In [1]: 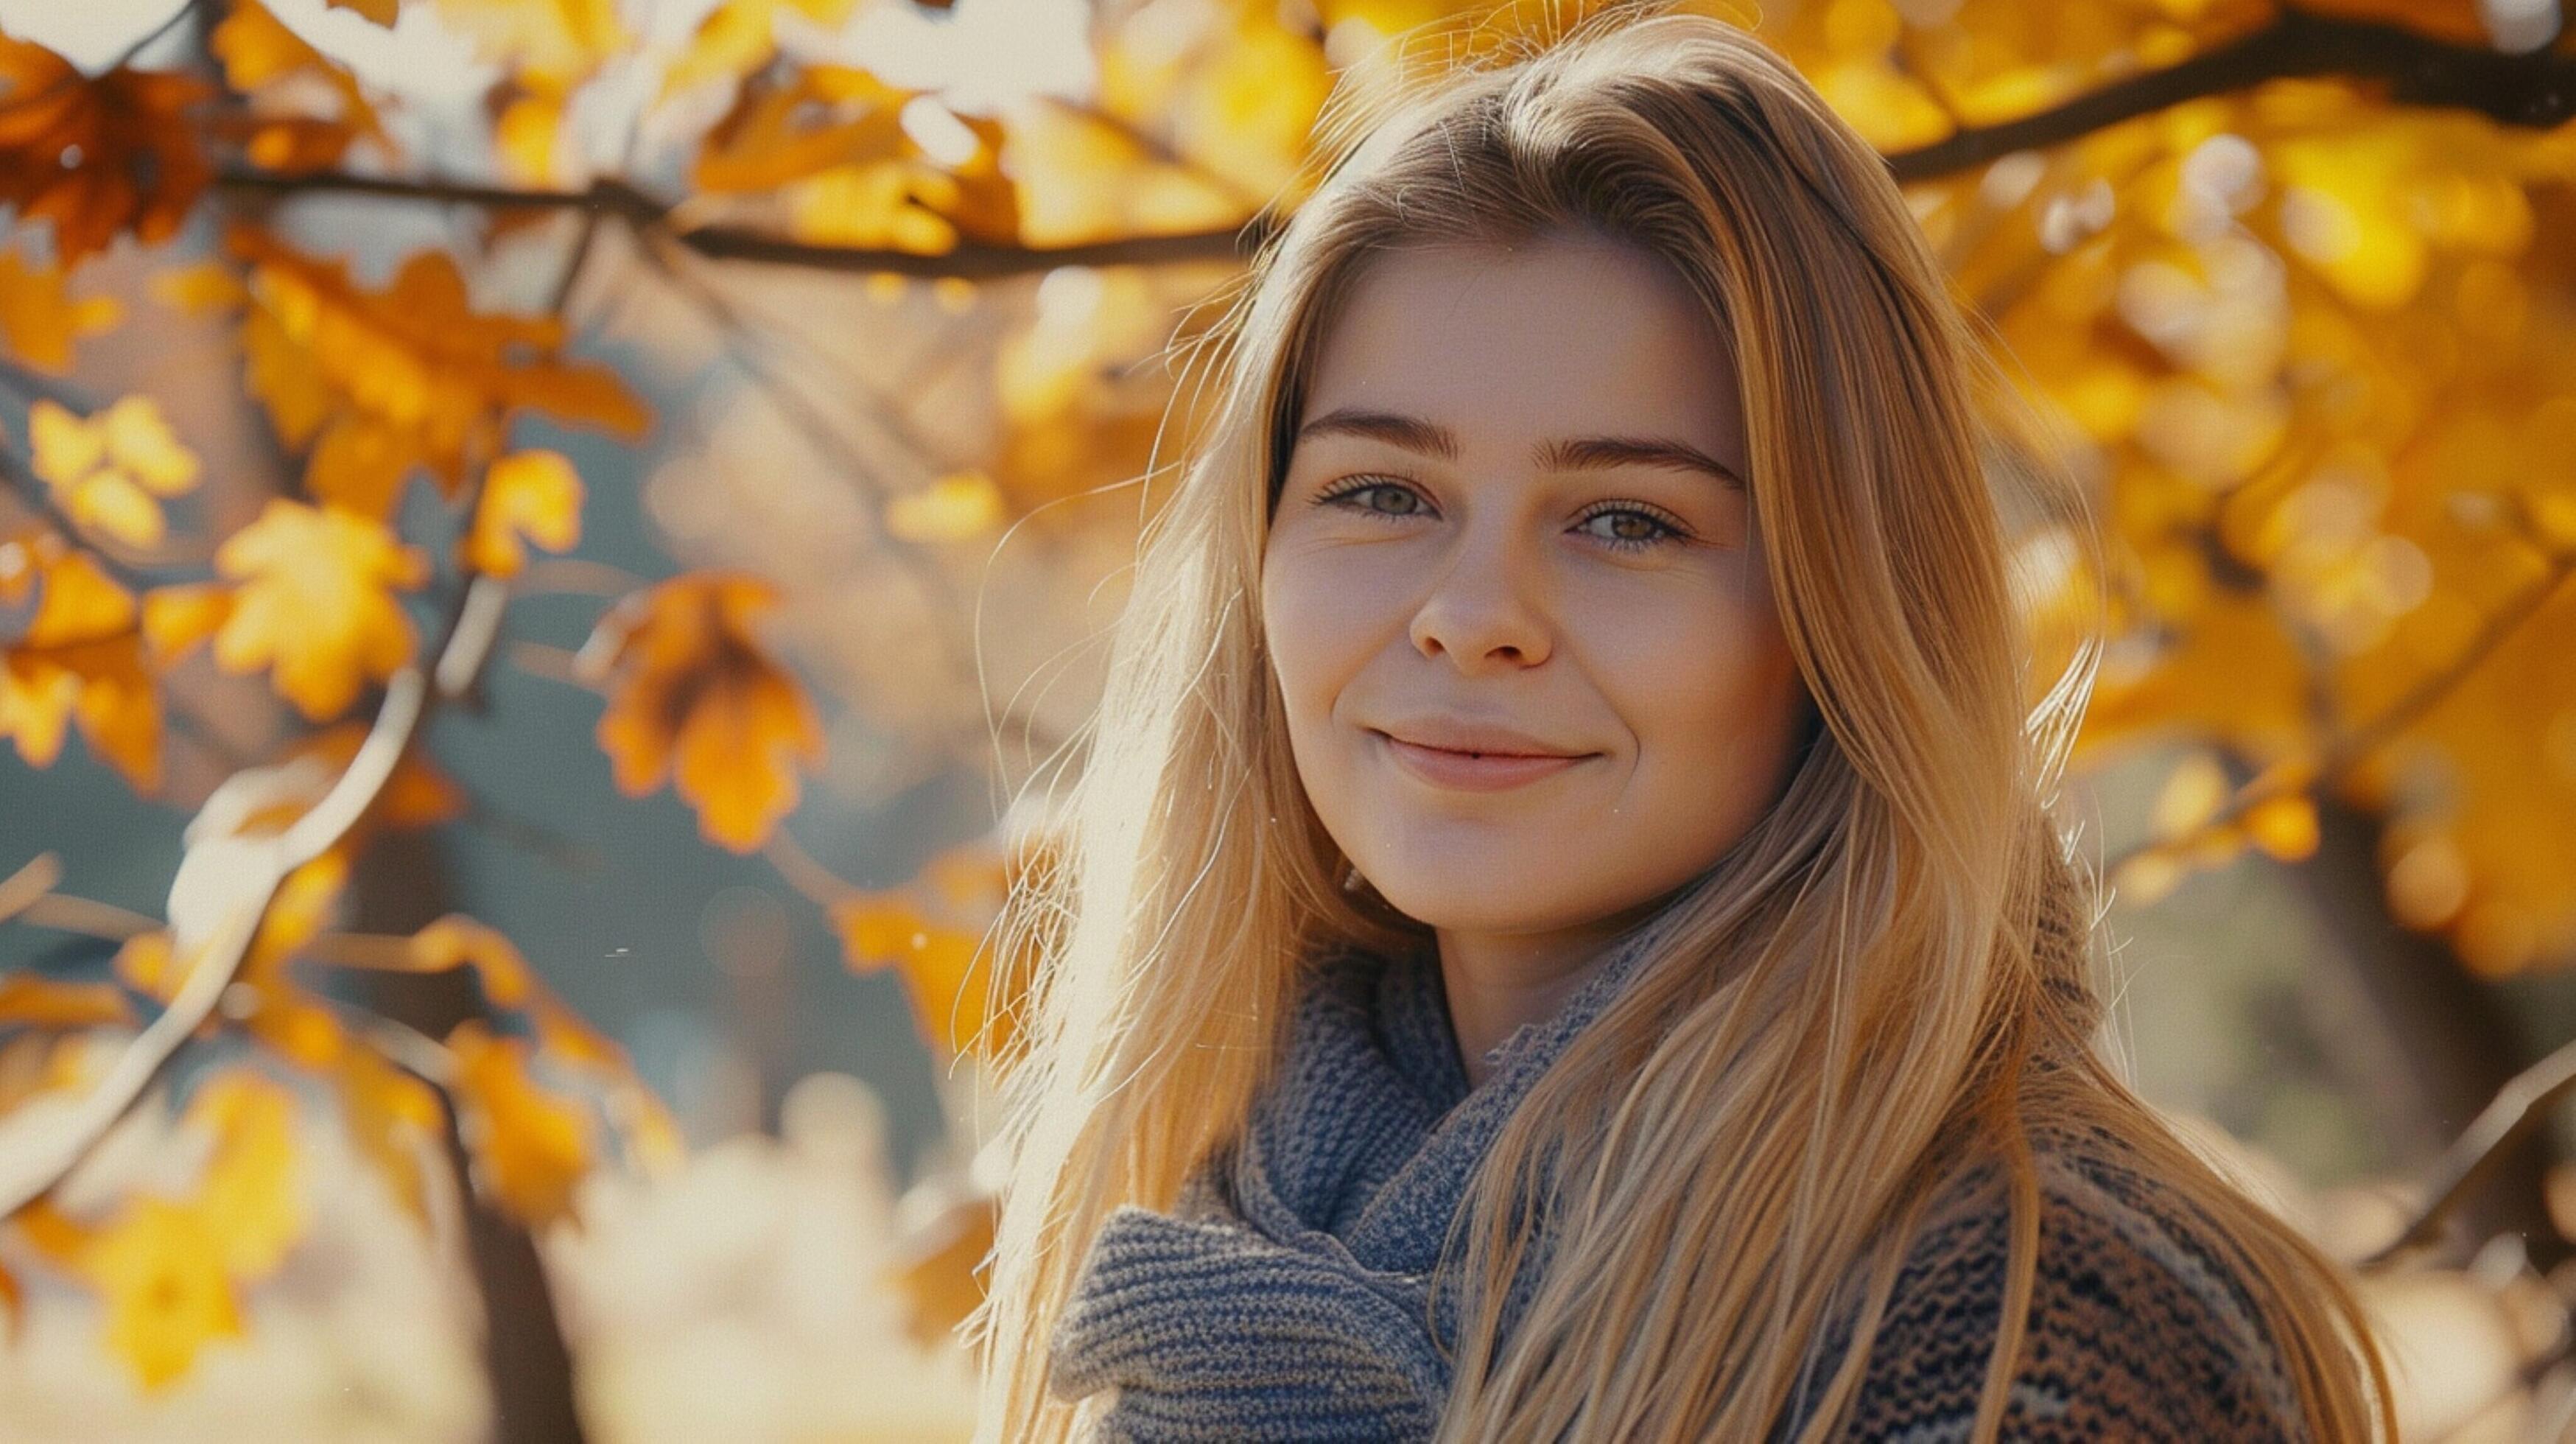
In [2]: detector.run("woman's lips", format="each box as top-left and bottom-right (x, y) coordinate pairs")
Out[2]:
(1375, 731), (1595, 791)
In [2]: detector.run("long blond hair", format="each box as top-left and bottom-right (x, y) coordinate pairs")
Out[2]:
(966, 7), (2396, 1439)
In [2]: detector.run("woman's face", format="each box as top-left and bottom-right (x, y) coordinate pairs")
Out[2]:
(1262, 227), (1811, 973)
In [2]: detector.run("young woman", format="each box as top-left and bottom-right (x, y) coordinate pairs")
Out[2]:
(965, 7), (2397, 1440)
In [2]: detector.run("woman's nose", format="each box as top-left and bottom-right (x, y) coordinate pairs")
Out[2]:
(1405, 520), (1555, 669)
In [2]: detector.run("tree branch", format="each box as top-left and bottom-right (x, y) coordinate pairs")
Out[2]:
(214, 166), (1263, 278)
(0, 572), (499, 1217)
(207, 7), (2576, 279)
(1882, 7), (2575, 180)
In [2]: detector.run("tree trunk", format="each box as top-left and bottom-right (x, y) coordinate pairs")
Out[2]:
(2299, 794), (2563, 1268)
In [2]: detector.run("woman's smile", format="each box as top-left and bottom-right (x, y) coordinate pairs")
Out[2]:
(1372, 728), (1600, 791)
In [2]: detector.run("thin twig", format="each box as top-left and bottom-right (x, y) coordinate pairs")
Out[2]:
(455, 802), (606, 874)
(2363, 1030), (2576, 1268)
(764, 828), (860, 912)
(516, 557), (645, 597)
(0, 854), (63, 928)
(505, 639), (587, 687)
(12, 892), (158, 942)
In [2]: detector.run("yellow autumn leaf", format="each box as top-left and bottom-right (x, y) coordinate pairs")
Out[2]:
(189, 1073), (306, 1281)
(0, 536), (159, 787)
(493, 85), (568, 186)
(85, 1199), (245, 1391)
(661, 0), (863, 98)
(210, 0), (392, 173)
(209, 500), (429, 720)
(150, 260), (249, 316)
(888, 1190), (994, 1350)
(218, 226), (648, 514)
(2150, 751), (2230, 841)
(429, 0), (628, 79)
(2245, 793), (2321, 862)
(402, 917), (639, 1083)
(28, 397), (200, 549)
(140, 583), (234, 662)
(465, 449), (583, 578)
(0, 251), (120, 371)
(18, 1071), (308, 1392)
(835, 897), (994, 1062)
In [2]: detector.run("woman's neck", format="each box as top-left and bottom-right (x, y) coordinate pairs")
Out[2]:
(1432, 929), (1622, 1090)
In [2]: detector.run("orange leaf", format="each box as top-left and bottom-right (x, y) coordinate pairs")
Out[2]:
(305, 414), (419, 519)
(0, 536), (159, 788)
(209, 500), (428, 720)
(662, 0), (860, 98)
(578, 574), (824, 852)
(692, 66), (1019, 253)
(446, 1020), (594, 1228)
(222, 226), (647, 507)
(465, 449), (583, 578)
(889, 1190), (994, 1350)
(111, 930), (183, 1006)
(0, 38), (215, 266)
(407, 914), (536, 1007)
(832, 895), (1000, 1061)
(0, 250), (119, 371)
(15, 535), (136, 644)
(150, 260), (248, 316)
(405, 916), (625, 1069)
(492, 85), (566, 185)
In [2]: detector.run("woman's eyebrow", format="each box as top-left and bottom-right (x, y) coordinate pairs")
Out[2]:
(1295, 406), (1744, 488)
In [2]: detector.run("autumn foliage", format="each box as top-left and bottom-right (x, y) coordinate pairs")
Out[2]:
(0, 0), (2573, 1427)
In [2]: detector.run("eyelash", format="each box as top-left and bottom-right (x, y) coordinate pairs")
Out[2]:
(1310, 476), (1695, 553)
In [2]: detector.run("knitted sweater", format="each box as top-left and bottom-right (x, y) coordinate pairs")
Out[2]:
(1046, 929), (2310, 1441)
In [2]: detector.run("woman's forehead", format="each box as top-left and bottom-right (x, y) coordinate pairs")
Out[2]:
(1297, 235), (1747, 472)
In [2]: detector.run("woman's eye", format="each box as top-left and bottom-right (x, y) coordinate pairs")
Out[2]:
(1574, 505), (1688, 552)
(1313, 479), (1691, 553)
(1316, 478), (1425, 517)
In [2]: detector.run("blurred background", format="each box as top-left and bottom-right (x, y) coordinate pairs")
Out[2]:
(0, 0), (2573, 1437)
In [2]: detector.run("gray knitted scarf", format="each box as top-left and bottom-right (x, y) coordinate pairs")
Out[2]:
(1046, 928), (1659, 1441)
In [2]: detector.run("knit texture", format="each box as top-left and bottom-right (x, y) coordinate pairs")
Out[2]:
(1779, 1129), (2310, 1443)
(1045, 929), (2311, 1442)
